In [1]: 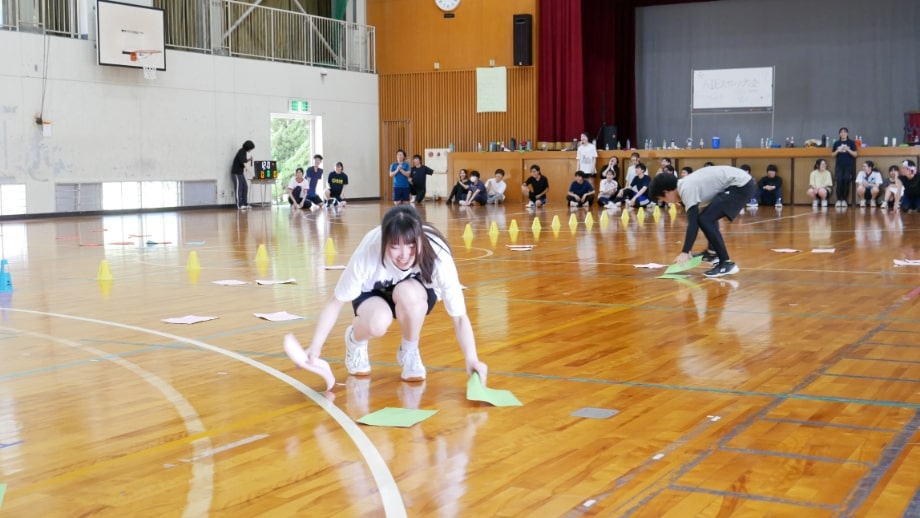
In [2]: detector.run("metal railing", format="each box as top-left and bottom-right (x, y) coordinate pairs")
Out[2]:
(0, 0), (376, 73)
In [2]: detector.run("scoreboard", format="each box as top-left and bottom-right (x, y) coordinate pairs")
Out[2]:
(255, 160), (278, 180)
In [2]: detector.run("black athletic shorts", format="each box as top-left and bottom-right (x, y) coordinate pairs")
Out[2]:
(352, 276), (437, 318)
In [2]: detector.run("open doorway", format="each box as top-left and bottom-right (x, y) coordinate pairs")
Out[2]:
(270, 114), (323, 203)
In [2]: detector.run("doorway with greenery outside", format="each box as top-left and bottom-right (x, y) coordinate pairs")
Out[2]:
(270, 114), (322, 204)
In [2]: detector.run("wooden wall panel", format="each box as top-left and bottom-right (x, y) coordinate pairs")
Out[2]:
(367, 0), (537, 74)
(378, 68), (538, 198)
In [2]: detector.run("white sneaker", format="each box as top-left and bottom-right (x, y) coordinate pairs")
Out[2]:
(526, 201), (534, 208)
(841, 200), (848, 208)
(775, 201), (783, 208)
(309, 203), (319, 212)
(821, 200), (828, 208)
(859, 200), (866, 207)
(570, 201), (578, 207)
(397, 346), (426, 382)
(812, 200), (819, 209)
(344, 326), (370, 376)
(605, 201), (615, 209)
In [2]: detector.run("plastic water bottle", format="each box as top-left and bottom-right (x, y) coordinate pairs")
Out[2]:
(626, 139), (630, 149)
(699, 138), (704, 149)
(735, 134), (742, 149)
(760, 137), (765, 148)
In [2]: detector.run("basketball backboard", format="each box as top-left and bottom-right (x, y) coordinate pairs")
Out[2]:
(97, 0), (166, 71)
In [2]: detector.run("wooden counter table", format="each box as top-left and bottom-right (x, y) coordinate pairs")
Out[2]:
(447, 147), (920, 206)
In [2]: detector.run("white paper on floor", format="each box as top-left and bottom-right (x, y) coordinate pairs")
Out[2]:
(254, 311), (304, 321)
(162, 315), (218, 324)
(634, 263), (666, 269)
(213, 279), (249, 286)
(255, 278), (297, 285)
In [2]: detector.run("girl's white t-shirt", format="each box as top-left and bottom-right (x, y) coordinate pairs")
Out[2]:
(334, 226), (467, 317)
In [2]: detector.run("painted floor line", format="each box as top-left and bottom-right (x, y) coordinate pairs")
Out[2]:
(667, 484), (838, 511)
(759, 417), (900, 434)
(180, 434), (270, 463)
(0, 345), (164, 382)
(719, 446), (873, 467)
(4, 307), (406, 518)
(839, 410), (920, 516)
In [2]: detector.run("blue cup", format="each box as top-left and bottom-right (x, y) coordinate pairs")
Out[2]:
(712, 136), (721, 149)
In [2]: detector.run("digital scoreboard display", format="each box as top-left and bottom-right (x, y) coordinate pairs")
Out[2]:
(255, 160), (278, 180)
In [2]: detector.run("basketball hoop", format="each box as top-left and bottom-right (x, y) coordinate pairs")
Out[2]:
(128, 50), (161, 80)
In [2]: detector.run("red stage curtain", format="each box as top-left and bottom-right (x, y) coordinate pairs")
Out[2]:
(581, 0), (636, 148)
(537, 0), (585, 143)
(538, 0), (714, 147)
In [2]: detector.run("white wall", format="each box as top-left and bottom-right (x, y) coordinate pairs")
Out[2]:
(0, 30), (380, 214)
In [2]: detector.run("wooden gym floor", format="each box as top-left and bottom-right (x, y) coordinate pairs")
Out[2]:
(0, 201), (918, 517)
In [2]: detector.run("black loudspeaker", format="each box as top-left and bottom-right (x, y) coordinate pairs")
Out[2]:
(602, 125), (618, 150)
(513, 14), (533, 66)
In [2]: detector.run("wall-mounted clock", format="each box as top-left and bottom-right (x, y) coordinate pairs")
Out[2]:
(435, 0), (461, 12)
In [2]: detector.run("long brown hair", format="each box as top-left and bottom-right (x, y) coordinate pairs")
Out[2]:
(379, 206), (450, 284)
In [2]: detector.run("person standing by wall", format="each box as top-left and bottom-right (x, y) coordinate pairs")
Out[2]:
(390, 149), (412, 205)
(231, 140), (255, 210)
(831, 127), (858, 207)
(410, 154), (434, 203)
(576, 132), (598, 177)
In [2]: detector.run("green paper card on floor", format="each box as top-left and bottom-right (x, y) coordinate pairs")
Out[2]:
(467, 372), (523, 406)
(357, 407), (437, 427)
(664, 254), (703, 275)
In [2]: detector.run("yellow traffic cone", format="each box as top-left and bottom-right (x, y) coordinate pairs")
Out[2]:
(488, 221), (499, 236)
(551, 215), (561, 231)
(531, 217), (542, 231)
(186, 251), (201, 271)
(96, 260), (113, 281)
(462, 224), (474, 239)
(637, 207), (646, 224)
(585, 212), (595, 231)
(324, 237), (336, 255)
(256, 244), (269, 261)
(568, 213), (578, 227)
(621, 209), (630, 224)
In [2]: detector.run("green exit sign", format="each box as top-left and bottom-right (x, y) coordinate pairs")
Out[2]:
(289, 99), (311, 113)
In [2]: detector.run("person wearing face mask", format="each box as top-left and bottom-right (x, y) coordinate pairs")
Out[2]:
(231, 140), (255, 209)
(283, 206), (489, 386)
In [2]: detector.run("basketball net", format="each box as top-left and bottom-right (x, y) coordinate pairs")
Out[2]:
(130, 51), (159, 80)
